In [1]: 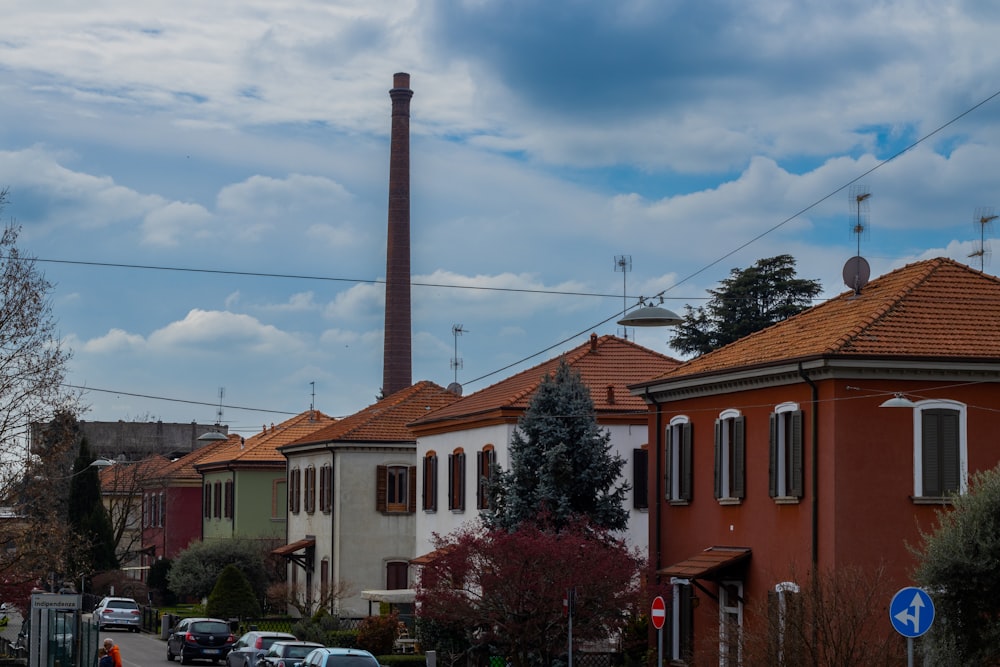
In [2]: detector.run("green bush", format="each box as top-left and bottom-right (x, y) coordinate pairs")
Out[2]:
(205, 564), (261, 620)
(291, 611), (358, 647)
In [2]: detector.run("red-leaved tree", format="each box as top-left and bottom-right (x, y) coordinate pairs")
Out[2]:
(415, 518), (644, 667)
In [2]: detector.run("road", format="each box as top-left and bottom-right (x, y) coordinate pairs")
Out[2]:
(101, 628), (170, 667)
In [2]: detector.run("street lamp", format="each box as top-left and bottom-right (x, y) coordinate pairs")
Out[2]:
(880, 393), (917, 408)
(617, 296), (683, 327)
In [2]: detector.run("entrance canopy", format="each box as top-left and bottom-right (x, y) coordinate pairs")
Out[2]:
(659, 546), (751, 581)
(361, 589), (416, 604)
(272, 537), (315, 572)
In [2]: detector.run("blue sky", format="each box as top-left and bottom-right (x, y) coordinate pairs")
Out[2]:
(2, 0), (1000, 435)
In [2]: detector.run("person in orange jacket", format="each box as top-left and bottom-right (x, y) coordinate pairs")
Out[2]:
(103, 638), (122, 667)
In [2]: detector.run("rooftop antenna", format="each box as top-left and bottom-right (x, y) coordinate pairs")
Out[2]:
(615, 255), (632, 339)
(215, 386), (225, 425)
(843, 186), (871, 294)
(309, 381), (315, 416)
(969, 207), (997, 271)
(448, 324), (466, 396)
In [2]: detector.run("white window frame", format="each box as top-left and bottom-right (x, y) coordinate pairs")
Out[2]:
(719, 580), (743, 667)
(667, 415), (691, 502)
(912, 399), (967, 498)
(670, 577), (691, 663)
(772, 402), (800, 499)
(716, 409), (744, 501)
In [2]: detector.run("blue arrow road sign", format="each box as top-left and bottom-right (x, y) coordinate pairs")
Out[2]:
(890, 587), (935, 638)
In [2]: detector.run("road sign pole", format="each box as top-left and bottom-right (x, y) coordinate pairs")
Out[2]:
(657, 627), (663, 667)
(907, 637), (913, 667)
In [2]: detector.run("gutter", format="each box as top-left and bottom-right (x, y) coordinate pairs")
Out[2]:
(645, 386), (663, 579)
(798, 363), (819, 567)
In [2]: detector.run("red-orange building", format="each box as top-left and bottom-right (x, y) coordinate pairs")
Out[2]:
(632, 258), (1000, 664)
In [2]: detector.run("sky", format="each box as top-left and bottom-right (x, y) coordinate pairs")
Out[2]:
(2, 0), (1000, 436)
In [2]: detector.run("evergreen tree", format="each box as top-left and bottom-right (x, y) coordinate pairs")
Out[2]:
(913, 464), (1000, 665)
(670, 254), (822, 356)
(206, 563), (261, 620)
(68, 437), (118, 575)
(485, 359), (629, 532)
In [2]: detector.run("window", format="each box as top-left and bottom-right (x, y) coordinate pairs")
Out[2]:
(448, 449), (466, 511)
(203, 485), (211, 519)
(224, 480), (233, 519)
(669, 579), (694, 663)
(213, 481), (222, 518)
(377, 465), (417, 513)
(159, 492), (166, 527)
(770, 581), (801, 665)
(719, 581), (744, 667)
(769, 404), (804, 500)
(476, 445), (496, 510)
(319, 464), (333, 513)
(289, 468), (301, 514)
(386, 561), (409, 589)
(423, 452), (438, 511)
(320, 559), (329, 610)
(914, 401), (967, 498)
(714, 410), (746, 501)
(305, 466), (316, 514)
(666, 417), (693, 503)
(633, 447), (648, 509)
(272, 478), (286, 519)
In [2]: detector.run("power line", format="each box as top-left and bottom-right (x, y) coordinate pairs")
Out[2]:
(466, 84), (1000, 386)
(62, 383), (298, 416)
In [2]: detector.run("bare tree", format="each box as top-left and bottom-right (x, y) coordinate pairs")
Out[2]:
(0, 189), (78, 599)
(100, 455), (171, 568)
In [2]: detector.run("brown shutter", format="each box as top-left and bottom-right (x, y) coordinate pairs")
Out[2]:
(733, 416), (746, 499)
(680, 422), (693, 501)
(408, 465), (417, 513)
(714, 420), (722, 499)
(768, 413), (778, 498)
(376, 465), (388, 512)
(633, 448), (648, 509)
(790, 410), (804, 498)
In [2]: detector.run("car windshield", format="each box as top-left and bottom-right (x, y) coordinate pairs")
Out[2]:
(286, 646), (314, 658)
(191, 621), (230, 634)
(108, 600), (137, 609)
(324, 656), (378, 667)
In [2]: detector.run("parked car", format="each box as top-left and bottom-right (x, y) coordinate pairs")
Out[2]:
(301, 648), (381, 667)
(257, 641), (324, 667)
(225, 631), (297, 667)
(166, 617), (237, 664)
(94, 596), (142, 632)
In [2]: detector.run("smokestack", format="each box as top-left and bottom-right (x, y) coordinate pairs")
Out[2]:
(383, 72), (413, 397)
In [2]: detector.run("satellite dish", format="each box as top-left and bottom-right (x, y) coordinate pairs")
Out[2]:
(843, 256), (870, 294)
(446, 382), (463, 396)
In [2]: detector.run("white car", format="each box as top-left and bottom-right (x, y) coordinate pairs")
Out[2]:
(94, 596), (141, 632)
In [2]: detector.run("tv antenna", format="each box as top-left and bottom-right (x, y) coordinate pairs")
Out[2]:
(215, 386), (225, 425)
(843, 186), (871, 294)
(969, 207), (997, 271)
(450, 324), (466, 386)
(615, 255), (632, 339)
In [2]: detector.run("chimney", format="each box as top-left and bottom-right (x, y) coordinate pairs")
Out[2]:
(383, 72), (414, 397)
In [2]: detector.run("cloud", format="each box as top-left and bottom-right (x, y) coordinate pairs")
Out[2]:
(147, 309), (305, 354)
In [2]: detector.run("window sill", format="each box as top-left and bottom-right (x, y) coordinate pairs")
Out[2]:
(911, 496), (955, 505)
(717, 497), (742, 506)
(668, 499), (690, 507)
(773, 496), (801, 505)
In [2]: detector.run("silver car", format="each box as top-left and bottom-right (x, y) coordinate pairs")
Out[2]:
(94, 596), (141, 632)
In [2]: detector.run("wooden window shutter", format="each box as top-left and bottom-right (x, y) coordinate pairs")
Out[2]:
(664, 426), (673, 501)
(457, 453), (466, 510)
(768, 413), (778, 497)
(633, 448), (648, 509)
(733, 416), (746, 499)
(789, 410), (804, 498)
(408, 465), (417, 512)
(922, 411), (941, 496)
(376, 465), (388, 512)
(680, 422), (693, 501)
(714, 420), (723, 499)
(476, 450), (485, 509)
(447, 454), (455, 510)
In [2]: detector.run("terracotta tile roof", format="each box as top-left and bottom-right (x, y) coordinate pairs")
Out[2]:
(152, 434), (243, 484)
(644, 258), (1000, 382)
(284, 381), (461, 447)
(195, 410), (335, 468)
(99, 454), (172, 493)
(411, 334), (680, 427)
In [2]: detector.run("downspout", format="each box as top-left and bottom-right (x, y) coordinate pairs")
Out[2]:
(645, 387), (663, 578)
(797, 363), (819, 567)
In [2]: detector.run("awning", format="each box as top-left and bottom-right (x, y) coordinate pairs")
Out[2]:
(410, 546), (454, 565)
(659, 546), (751, 580)
(272, 538), (315, 556)
(361, 589), (416, 604)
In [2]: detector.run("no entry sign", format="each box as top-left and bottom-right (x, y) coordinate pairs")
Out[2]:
(651, 595), (666, 630)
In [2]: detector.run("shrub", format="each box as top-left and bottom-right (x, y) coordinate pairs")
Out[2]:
(357, 613), (399, 656)
(205, 564), (261, 620)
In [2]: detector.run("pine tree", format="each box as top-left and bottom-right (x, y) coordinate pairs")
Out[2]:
(671, 254), (822, 356)
(68, 436), (119, 576)
(485, 359), (629, 532)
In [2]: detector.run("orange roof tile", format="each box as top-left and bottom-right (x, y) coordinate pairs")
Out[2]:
(284, 381), (461, 447)
(152, 434), (243, 484)
(195, 410), (335, 469)
(99, 454), (172, 493)
(643, 258), (1000, 383)
(411, 334), (680, 428)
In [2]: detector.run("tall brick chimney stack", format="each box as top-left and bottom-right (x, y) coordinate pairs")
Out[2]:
(382, 72), (413, 397)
